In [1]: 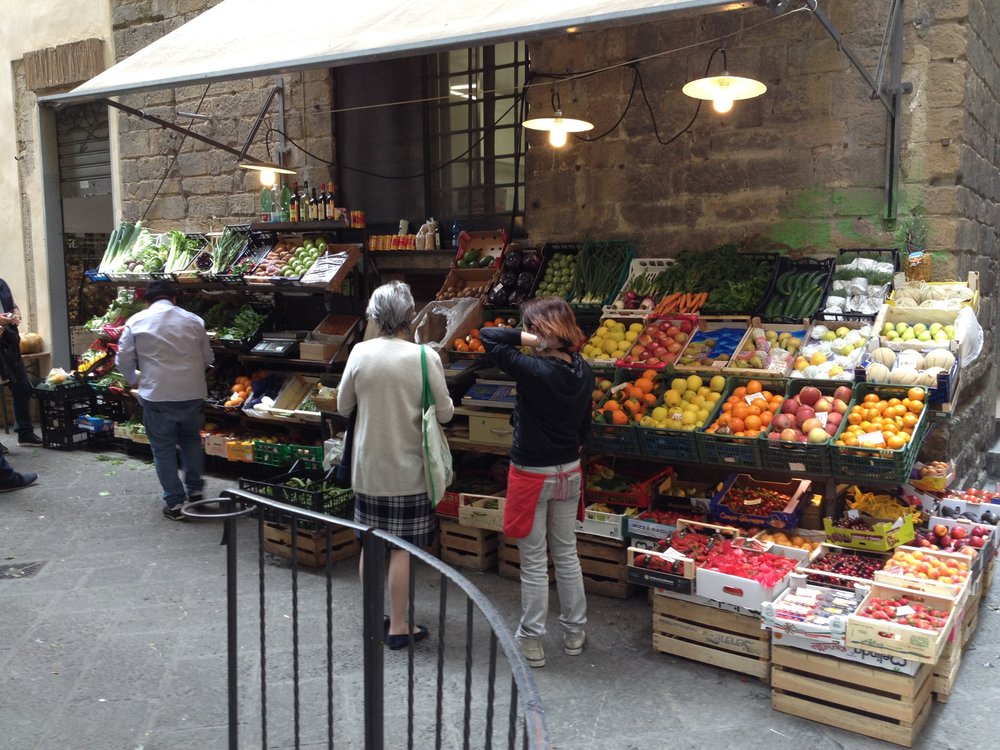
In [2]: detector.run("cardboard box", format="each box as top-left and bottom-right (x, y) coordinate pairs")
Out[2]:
(711, 474), (811, 529)
(823, 513), (916, 551)
(873, 546), (973, 598)
(457, 493), (505, 532)
(576, 506), (628, 541)
(298, 244), (362, 292)
(695, 541), (802, 613)
(770, 629), (922, 675)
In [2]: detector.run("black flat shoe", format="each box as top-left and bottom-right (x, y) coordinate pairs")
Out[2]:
(0, 443), (7, 454)
(386, 625), (429, 650)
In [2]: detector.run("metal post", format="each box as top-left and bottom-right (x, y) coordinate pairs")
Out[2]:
(226, 512), (239, 750)
(361, 533), (385, 750)
(883, 0), (906, 223)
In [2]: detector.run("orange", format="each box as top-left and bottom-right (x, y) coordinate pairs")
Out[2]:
(642, 369), (658, 381)
(625, 399), (642, 415)
(887, 434), (906, 449)
(722, 402), (733, 413)
(628, 386), (645, 400)
(733, 387), (748, 399)
(455, 341), (470, 352)
(643, 393), (657, 406)
(761, 390), (774, 400)
(908, 401), (924, 415)
(907, 387), (925, 402)
(634, 378), (655, 394)
(745, 429), (760, 438)
(902, 413), (918, 429)
(732, 403), (751, 421)
(746, 380), (763, 394)
(744, 414), (762, 431)
(603, 400), (621, 412)
(482, 321), (496, 328)
(729, 417), (746, 433)
(863, 393), (880, 404)
(848, 412), (863, 425)
(610, 410), (629, 425)
(469, 328), (480, 339)
(760, 411), (773, 427)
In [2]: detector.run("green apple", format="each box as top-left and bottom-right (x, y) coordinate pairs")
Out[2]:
(944, 325), (956, 338)
(839, 344), (855, 356)
(887, 330), (900, 340)
(901, 329), (916, 341)
(882, 323), (895, 336)
(929, 322), (943, 336)
(917, 331), (932, 341)
(895, 322), (909, 334)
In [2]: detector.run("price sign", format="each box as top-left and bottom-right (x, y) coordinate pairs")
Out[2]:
(847, 509), (861, 520)
(671, 412), (684, 422)
(815, 412), (828, 426)
(745, 392), (766, 405)
(858, 431), (886, 447)
(895, 605), (916, 617)
(712, 360), (727, 368)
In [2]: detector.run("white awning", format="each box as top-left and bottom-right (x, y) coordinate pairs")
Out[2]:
(40, 0), (746, 105)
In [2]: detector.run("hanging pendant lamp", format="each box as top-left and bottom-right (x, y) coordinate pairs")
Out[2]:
(522, 91), (593, 147)
(682, 48), (766, 113)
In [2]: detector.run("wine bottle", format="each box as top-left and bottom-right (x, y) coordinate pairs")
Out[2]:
(289, 181), (300, 222)
(310, 185), (321, 221)
(279, 182), (292, 222)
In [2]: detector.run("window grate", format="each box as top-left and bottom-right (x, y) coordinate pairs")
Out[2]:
(0, 561), (47, 580)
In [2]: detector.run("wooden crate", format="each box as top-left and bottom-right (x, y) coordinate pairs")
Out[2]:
(652, 594), (771, 681)
(932, 583), (980, 703)
(577, 534), (640, 599)
(263, 522), (361, 568)
(771, 645), (933, 747)
(439, 519), (498, 572)
(498, 535), (554, 583)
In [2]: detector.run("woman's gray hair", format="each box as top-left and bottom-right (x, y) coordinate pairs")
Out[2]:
(367, 281), (415, 335)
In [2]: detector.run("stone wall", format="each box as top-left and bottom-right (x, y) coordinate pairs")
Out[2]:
(113, 0), (335, 233)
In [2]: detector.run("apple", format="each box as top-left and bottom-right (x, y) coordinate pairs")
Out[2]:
(971, 525), (988, 537)
(797, 434), (809, 443)
(801, 417), (824, 433)
(630, 344), (646, 357)
(807, 427), (829, 444)
(780, 428), (799, 442)
(939, 534), (953, 548)
(782, 398), (800, 415)
(968, 536), (985, 548)
(675, 332), (689, 344)
(813, 397), (833, 413)
(932, 523), (948, 537)
(833, 385), (853, 402)
(826, 411), (843, 426)
(950, 525), (967, 540)
(668, 342), (683, 354)
(918, 538), (932, 548)
(768, 431), (782, 441)
(645, 357), (661, 367)
(652, 345), (668, 358)
(795, 406), (816, 424)
(638, 334), (653, 347)
(679, 320), (694, 334)
(665, 326), (681, 338)
(832, 399), (849, 415)
(798, 386), (822, 406)
(824, 422), (839, 436)
(771, 413), (793, 431)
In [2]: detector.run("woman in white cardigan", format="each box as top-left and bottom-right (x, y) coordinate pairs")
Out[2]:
(337, 281), (454, 649)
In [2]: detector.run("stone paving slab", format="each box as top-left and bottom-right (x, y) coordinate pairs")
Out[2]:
(1, 445), (997, 749)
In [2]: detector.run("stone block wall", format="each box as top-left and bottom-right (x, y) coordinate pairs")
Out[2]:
(113, 1), (335, 233)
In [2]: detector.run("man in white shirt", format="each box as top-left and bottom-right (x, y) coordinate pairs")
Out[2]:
(117, 280), (214, 521)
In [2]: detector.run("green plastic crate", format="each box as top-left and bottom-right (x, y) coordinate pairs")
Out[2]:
(696, 375), (785, 469)
(253, 440), (290, 467)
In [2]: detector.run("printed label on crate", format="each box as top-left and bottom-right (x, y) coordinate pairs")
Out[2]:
(745, 392), (766, 405)
(712, 361), (727, 368)
(671, 411), (684, 422)
(815, 412), (828, 426)
(788, 462), (806, 472)
(858, 431), (886, 447)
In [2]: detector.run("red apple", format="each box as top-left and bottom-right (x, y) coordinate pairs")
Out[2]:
(801, 417), (824, 433)
(771, 413), (793, 431)
(645, 357), (662, 367)
(661, 353), (677, 366)
(679, 320), (694, 334)
(824, 422), (839, 436)
(780, 428), (798, 442)
(833, 385), (853, 403)
(814, 397), (833, 413)
(969, 536), (985, 548)
(620, 355), (635, 365)
(638, 334), (653, 347)
(939, 534), (953, 548)
(950, 525), (967, 540)
(768, 431), (783, 441)
(932, 523), (948, 537)
(798, 386), (822, 406)
(782, 398), (800, 415)
(795, 406), (816, 424)
(630, 344), (645, 357)
(971, 525), (987, 537)
(826, 411), (843, 426)
(665, 326), (681, 338)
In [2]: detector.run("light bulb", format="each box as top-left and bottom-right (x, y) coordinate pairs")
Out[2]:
(548, 119), (568, 148)
(713, 98), (734, 114)
(258, 168), (277, 187)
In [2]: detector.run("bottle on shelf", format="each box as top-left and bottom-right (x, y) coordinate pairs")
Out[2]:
(289, 181), (300, 222)
(270, 184), (281, 221)
(326, 183), (337, 219)
(279, 181), (292, 222)
(260, 186), (273, 222)
(451, 221), (462, 250)
(310, 185), (321, 221)
(300, 181), (312, 221)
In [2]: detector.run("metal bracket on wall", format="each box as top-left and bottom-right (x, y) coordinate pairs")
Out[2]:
(766, 0), (911, 223)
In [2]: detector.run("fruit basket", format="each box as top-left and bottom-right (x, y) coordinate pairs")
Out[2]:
(602, 257), (675, 320)
(696, 375), (786, 469)
(759, 380), (855, 474)
(760, 577), (864, 645)
(484, 245), (541, 308)
(723, 318), (809, 379)
(695, 536), (803, 612)
(822, 513), (916, 552)
(709, 474), (811, 530)
(830, 383), (930, 484)
(614, 316), (698, 371)
(626, 519), (741, 595)
(789, 319), (871, 382)
(671, 316), (748, 374)
(636, 373), (725, 462)
(799, 543), (890, 589)
(584, 461), (674, 510)
(587, 369), (668, 455)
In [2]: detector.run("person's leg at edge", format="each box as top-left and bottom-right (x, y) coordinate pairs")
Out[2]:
(387, 548), (414, 636)
(141, 400), (186, 507)
(3, 348), (35, 439)
(175, 399), (206, 498)
(516, 492), (552, 640)
(547, 471), (587, 644)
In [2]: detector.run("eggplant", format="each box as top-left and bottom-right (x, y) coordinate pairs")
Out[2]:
(516, 271), (535, 290)
(488, 288), (510, 306)
(499, 270), (518, 288)
(503, 252), (522, 271)
(522, 253), (542, 273)
(508, 288), (526, 305)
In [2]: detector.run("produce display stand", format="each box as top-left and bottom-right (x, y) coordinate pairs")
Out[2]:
(577, 534), (638, 599)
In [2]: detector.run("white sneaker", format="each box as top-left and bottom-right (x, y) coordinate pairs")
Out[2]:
(563, 630), (586, 656)
(518, 637), (545, 668)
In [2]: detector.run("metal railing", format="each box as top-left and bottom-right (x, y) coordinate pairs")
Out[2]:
(187, 490), (549, 750)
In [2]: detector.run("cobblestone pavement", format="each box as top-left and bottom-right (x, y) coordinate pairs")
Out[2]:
(1, 444), (997, 749)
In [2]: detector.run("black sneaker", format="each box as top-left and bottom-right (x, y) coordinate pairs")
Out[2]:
(0, 443), (7, 454)
(17, 433), (42, 447)
(0, 472), (38, 493)
(162, 504), (187, 522)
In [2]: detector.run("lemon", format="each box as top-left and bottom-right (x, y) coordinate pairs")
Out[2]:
(639, 415), (656, 428)
(686, 375), (703, 391)
(671, 378), (688, 394)
(681, 410), (698, 426)
(609, 331), (625, 343)
(697, 408), (709, 422)
(664, 390), (682, 407)
(706, 392), (721, 403)
(625, 331), (639, 343)
(666, 419), (683, 430)
(697, 386), (711, 397)
(629, 323), (644, 333)
(709, 375), (726, 393)
(794, 356), (809, 372)
(810, 351), (827, 366)
(652, 406), (669, 421)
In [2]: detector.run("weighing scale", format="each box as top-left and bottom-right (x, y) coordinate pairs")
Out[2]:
(462, 379), (517, 409)
(250, 331), (305, 357)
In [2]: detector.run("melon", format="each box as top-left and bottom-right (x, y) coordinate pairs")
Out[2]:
(19, 332), (43, 354)
(865, 362), (891, 383)
(889, 366), (920, 385)
(870, 347), (896, 368)
(919, 367), (946, 387)
(923, 348), (955, 371)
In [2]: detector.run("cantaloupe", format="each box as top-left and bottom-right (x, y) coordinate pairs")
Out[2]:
(870, 347), (896, 368)
(923, 348), (955, 371)
(889, 366), (920, 385)
(865, 362), (891, 382)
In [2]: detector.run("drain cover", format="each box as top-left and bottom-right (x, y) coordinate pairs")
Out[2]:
(0, 561), (46, 580)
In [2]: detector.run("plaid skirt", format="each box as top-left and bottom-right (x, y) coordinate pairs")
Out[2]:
(354, 490), (438, 546)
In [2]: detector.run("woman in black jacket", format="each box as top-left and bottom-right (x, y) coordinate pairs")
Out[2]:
(479, 297), (592, 668)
